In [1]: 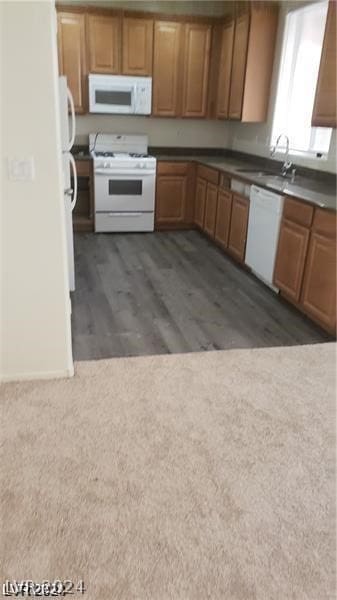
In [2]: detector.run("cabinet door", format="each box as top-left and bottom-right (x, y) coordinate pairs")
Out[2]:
(57, 12), (86, 113)
(215, 189), (232, 248)
(122, 18), (153, 76)
(273, 220), (310, 302)
(301, 211), (336, 332)
(181, 23), (211, 118)
(216, 21), (235, 118)
(228, 12), (250, 120)
(88, 15), (121, 74)
(228, 194), (249, 261)
(194, 178), (207, 229)
(312, 2), (336, 127)
(155, 175), (187, 225)
(153, 21), (182, 117)
(204, 183), (218, 238)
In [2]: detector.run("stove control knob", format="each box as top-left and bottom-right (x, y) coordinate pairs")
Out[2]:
(104, 161), (108, 168)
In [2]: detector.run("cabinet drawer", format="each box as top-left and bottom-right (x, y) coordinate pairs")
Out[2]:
(95, 212), (154, 232)
(157, 161), (189, 175)
(197, 164), (219, 185)
(283, 197), (314, 228)
(75, 159), (91, 177)
(312, 208), (337, 238)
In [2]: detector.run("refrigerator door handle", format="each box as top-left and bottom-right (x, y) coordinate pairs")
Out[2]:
(67, 86), (76, 151)
(69, 153), (77, 211)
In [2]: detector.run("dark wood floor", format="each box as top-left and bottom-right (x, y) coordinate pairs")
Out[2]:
(71, 231), (330, 360)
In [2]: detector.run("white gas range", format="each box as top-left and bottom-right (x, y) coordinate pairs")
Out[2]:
(90, 133), (156, 232)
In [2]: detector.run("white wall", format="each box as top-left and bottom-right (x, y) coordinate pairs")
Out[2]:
(76, 115), (230, 148)
(0, 1), (73, 381)
(226, 1), (337, 174)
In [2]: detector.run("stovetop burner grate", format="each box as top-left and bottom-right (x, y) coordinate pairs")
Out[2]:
(94, 151), (151, 159)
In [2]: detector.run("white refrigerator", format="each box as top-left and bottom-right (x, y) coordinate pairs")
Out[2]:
(58, 76), (77, 292)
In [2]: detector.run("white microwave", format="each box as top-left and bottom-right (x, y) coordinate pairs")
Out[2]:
(89, 74), (152, 115)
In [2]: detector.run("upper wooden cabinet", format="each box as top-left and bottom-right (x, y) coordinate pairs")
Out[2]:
(122, 17), (154, 76)
(57, 11), (87, 113)
(228, 12), (250, 120)
(152, 21), (182, 117)
(181, 23), (211, 118)
(312, 2), (336, 128)
(88, 14), (121, 74)
(87, 13), (154, 77)
(216, 21), (235, 119)
(216, 3), (279, 122)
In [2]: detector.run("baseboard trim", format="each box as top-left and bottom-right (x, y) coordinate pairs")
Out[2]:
(0, 365), (74, 383)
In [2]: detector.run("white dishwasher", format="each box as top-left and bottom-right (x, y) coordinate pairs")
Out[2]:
(245, 185), (284, 291)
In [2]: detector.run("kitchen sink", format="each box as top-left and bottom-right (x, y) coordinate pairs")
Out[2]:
(235, 169), (293, 184)
(235, 168), (275, 176)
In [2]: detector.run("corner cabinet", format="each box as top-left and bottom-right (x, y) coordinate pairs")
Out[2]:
(194, 177), (207, 229)
(122, 17), (153, 76)
(181, 23), (211, 118)
(216, 3), (279, 122)
(203, 183), (218, 238)
(216, 21), (235, 119)
(312, 1), (336, 128)
(57, 11), (87, 113)
(152, 21), (182, 117)
(227, 194), (249, 261)
(87, 14), (121, 74)
(228, 12), (250, 120)
(215, 188), (233, 249)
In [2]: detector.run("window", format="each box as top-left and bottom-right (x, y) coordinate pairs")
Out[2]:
(271, 1), (332, 158)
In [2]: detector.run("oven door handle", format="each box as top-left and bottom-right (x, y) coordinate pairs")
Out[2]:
(94, 169), (156, 177)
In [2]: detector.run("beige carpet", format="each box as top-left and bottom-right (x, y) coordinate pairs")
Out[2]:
(0, 343), (336, 599)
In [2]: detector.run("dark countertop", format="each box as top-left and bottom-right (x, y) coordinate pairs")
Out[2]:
(72, 147), (336, 211)
(155, 155), (336, 211)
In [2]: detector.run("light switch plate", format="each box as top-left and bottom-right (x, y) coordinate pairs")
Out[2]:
(8, 157), (35, 181)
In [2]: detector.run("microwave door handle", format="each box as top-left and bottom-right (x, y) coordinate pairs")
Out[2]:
(131, 85), (137, 113)
(67, 87), (76, 150)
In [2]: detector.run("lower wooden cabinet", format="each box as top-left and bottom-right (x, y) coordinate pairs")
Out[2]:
(203, 183), (218, 238)
(300, 209), (337, 333)
(274, 200), (336, 334)
(215, 189), (232, 249)
(273, 219), (310, 302)
(227, 193), (249, 262)
(155, 162), (195, 229)
(73, 160), (94, 232)
(301, 232), (336, 331)
(194, 177), (207, 229)
(156, 175), (187, 226)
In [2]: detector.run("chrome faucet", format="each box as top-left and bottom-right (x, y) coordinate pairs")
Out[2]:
(270, 134), (293, 177)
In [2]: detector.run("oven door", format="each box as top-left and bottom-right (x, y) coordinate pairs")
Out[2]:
(89, 82), (136, 114)
(94, 170), (155, 212)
